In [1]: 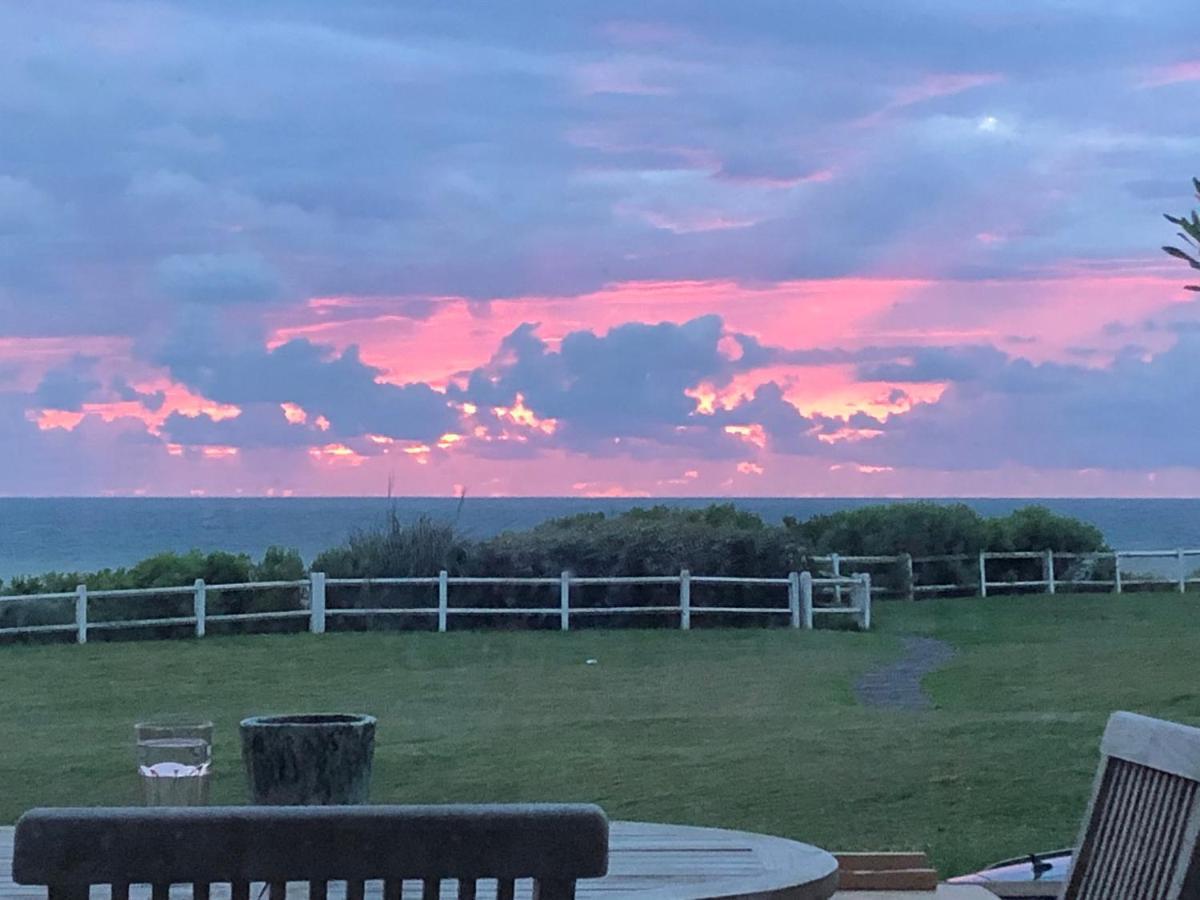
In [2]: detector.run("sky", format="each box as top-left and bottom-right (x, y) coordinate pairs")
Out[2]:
(2, 1), (1200, 498)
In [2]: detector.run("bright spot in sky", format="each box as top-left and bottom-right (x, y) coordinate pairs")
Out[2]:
(978, 115), (1000, 132)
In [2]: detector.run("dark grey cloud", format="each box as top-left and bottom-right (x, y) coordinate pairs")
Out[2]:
(162, 403), (320, 449)
(111, 377), (166, 412)
(455, 316), (754, 448)
(857, 345), (1015, 384)
(157, 253), (281, 305)
(842, 336), (1200, 470)
(1, 0), (1195, 339)
(33, 357), (101, 411)
(159, 332), (458, 441)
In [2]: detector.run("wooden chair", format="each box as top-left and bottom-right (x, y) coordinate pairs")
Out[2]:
(12, 804), (608, 900)
(1061, 711), (1200, 899)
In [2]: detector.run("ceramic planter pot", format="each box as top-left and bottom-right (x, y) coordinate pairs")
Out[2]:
(240, 713), (376, 805)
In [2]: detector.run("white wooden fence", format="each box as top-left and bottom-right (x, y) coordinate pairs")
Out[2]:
(0, 570), (872, 643)
(8, 546), (1194, 644)
(816, 548), (1200, 600)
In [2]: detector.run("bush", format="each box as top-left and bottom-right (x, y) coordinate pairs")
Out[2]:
(463, 504), (804, 626)
(985, 506), (1111, 586)
(0, 548), (305, 639)
(312, 513), (468, 578)
(783, 502), (1109, 593)
(987, 505), (1107, 553)
(786, 502), (988, 556)
(253, 546), (307, 581)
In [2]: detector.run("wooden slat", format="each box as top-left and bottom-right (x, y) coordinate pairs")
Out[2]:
(496, 881), (515, 900)
(831, 888), (994, 899)
(533, 878), (575, 899)
(836, 869), (939, 891)
(835, 849), (937, 892)
(1065, 714), (1200, 900)
(834, 853), (930, 871)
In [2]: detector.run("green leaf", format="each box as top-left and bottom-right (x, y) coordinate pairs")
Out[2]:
(1162, 245), (1200, 266)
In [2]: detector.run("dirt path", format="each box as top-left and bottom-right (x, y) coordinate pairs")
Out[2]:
(854, 636), (957, 710)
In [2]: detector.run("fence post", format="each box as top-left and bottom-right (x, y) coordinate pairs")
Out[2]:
(438, 570), (449, 632)
(75, 584), (87, 645)
(978, 551), (987, 598)
(903, 552), (914, 602)
(856, 574), (872, 631)
(680, 569), (691, 630)
(800, 571), (814, 629)
(831, 553), (842, 604)
(193, 578), (206, 638)
(1044, 549), (1056, 595)
(1114, 552), (1122, 594)
(560, 570), (570, 632)
(788, 572), (801, 628)
(310, 571), (326, 634)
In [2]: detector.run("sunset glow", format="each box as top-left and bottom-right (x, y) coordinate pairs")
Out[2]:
(1, 3), (1198, 498)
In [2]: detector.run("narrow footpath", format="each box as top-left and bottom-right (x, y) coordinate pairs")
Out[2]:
(854, 636), (957, 710)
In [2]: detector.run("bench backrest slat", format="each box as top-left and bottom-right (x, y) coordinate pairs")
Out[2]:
(1062, 712), (1200, 899)
(14, 804), (608, 900)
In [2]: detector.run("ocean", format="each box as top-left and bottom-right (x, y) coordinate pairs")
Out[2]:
(2, 497), (1200, 581)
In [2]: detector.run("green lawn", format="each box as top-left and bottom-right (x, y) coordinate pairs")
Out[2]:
(2, 592), (1198, 876)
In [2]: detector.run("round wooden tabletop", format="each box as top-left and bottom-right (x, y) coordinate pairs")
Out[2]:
(580, 820), (839, 899)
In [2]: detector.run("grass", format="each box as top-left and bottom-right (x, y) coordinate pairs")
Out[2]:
(1, 591), (1198, 875)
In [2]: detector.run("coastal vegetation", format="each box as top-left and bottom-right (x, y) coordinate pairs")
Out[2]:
(0, 501), (1107, 597)
(0, 502), (1112, 636)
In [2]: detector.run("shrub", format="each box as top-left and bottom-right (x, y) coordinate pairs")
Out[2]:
(783, 502), (1109, 593)
(463, 504), (804, 626)
(987, 505), (1107, 553)
(312, 513), (468, 578)
(252, 546), (307, 581)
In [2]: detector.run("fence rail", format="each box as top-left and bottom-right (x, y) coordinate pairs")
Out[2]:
(813, 548), (1200, 599)
(6, 545), (1198, 644)
(0, 570), (872, 643)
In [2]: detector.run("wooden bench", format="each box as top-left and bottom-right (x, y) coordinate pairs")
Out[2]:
(12, 805), (609, 900)
(1061, 711), (1200, 898)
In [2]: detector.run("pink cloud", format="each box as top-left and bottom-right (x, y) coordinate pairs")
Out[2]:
(854, 71), (1004, 128)
(573, 60), (676, 96)
(713, 168), (836, 189)
(269, 277), (930, 391)
(1141, 60), (1200, 87)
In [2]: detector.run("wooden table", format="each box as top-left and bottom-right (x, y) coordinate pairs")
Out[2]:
(2, 820), (838, 900)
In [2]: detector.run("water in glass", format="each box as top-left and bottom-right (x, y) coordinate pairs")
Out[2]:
(135, 719), (213, 806)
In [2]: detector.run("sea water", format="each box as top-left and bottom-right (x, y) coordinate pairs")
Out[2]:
(4, 497), (1200, 581)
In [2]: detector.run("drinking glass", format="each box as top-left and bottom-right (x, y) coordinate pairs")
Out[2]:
(135, 717), (213, 806)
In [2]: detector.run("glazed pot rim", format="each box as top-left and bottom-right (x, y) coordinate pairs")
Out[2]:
(240, 713), (376, 728)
